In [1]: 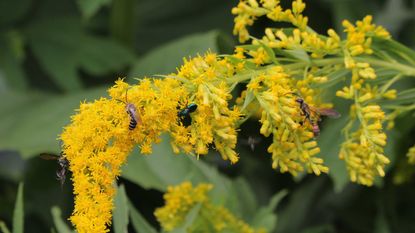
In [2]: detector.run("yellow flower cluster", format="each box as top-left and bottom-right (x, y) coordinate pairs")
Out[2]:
(258, 28), (341, 58)
(154, 182), (212, 231)
(342, 16), (390, 56)
(339, 105), (389, 186)
(232, 0), (308, 43)
(60, 98), (133, 232)
(243, 66), (328, 176)
(155, 182), (266, 233)
(61, 53), (244, 232)
(169, 53), (242, 163)
(335, 15), (392, 186)
(231, 0), (399, 185)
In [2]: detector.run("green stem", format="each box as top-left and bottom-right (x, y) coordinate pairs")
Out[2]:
(355, 57), (415, 76)
(379, 74), (402, 94)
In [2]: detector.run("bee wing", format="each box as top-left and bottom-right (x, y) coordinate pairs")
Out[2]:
(316, 108), (341, 118)
(40, 153), (59, 160)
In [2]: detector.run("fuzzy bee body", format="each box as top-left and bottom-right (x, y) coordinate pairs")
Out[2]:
(126, 103), (139, 130)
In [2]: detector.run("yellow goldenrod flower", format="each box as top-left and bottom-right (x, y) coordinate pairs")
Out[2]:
(232, 0), (310, 43)
(155, 182), (266, 233)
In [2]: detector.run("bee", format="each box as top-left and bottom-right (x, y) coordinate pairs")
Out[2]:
(117, 90), (141, 130)
(178, 103), (198, 127)
(294, 96), (341, 137)
(240, 136), (261, 151)
(126, 103), (139, 130)
(40, 152), (69, 188)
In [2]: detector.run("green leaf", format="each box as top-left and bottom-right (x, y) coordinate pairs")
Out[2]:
(283, 49), (310, 63)
(372, 38), (415, 66)
(77, 0), (111, 19)
(242, 91), (255, 111)
(113, 185), (129, 233)
(121, 135), (232, 193)
(134, 0), (235, 55)
(379, 87), (415, 106)
(24, 17), (135, 91)
(128, 31), (223, 79)
(251, 190), (287, 232)
(0, 87), (106, 158)
(121, 135), (250, 214)
(12, 183), (24, 233)
(0, 152), (25, 182)
(227, 178), (258, 221)
(318, 112), (350, 192)
(169, 203), (202, 233)
(128, 201), (158, 233)
(317, 69), (349, 89)
(0, 221), (11, 233)
(51, 206), (73, 233)
(276, 179), (326, 233)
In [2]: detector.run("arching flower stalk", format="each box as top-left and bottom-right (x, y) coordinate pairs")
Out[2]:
(60, 0), (415, 232)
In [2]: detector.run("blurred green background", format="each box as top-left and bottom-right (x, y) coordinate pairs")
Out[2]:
(1, 0), (415, 232)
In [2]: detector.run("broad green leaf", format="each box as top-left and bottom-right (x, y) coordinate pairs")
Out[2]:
(128, 201), (158, 233)
(122, 135), (249, 214)
(24, 17), (135, 91)
(251, 190), (287, 232)
(318, 113), (350, 192)
(113, 185), (129, 233)
(227, 178), (258, 221)
(169, 203), (201, 233)
(12, 183), (23, 233)
(0, 152), (25, 182)
(51, 206), (73, 233)
(0, 221), (10, 233)
(0, 87), (106, 158)
(77, 0), (111, 19)
(128, 31), (223, 79)
(121, 136), (231, 194)
(276, 179), (326, 233)
(134, 0), (235, 54)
